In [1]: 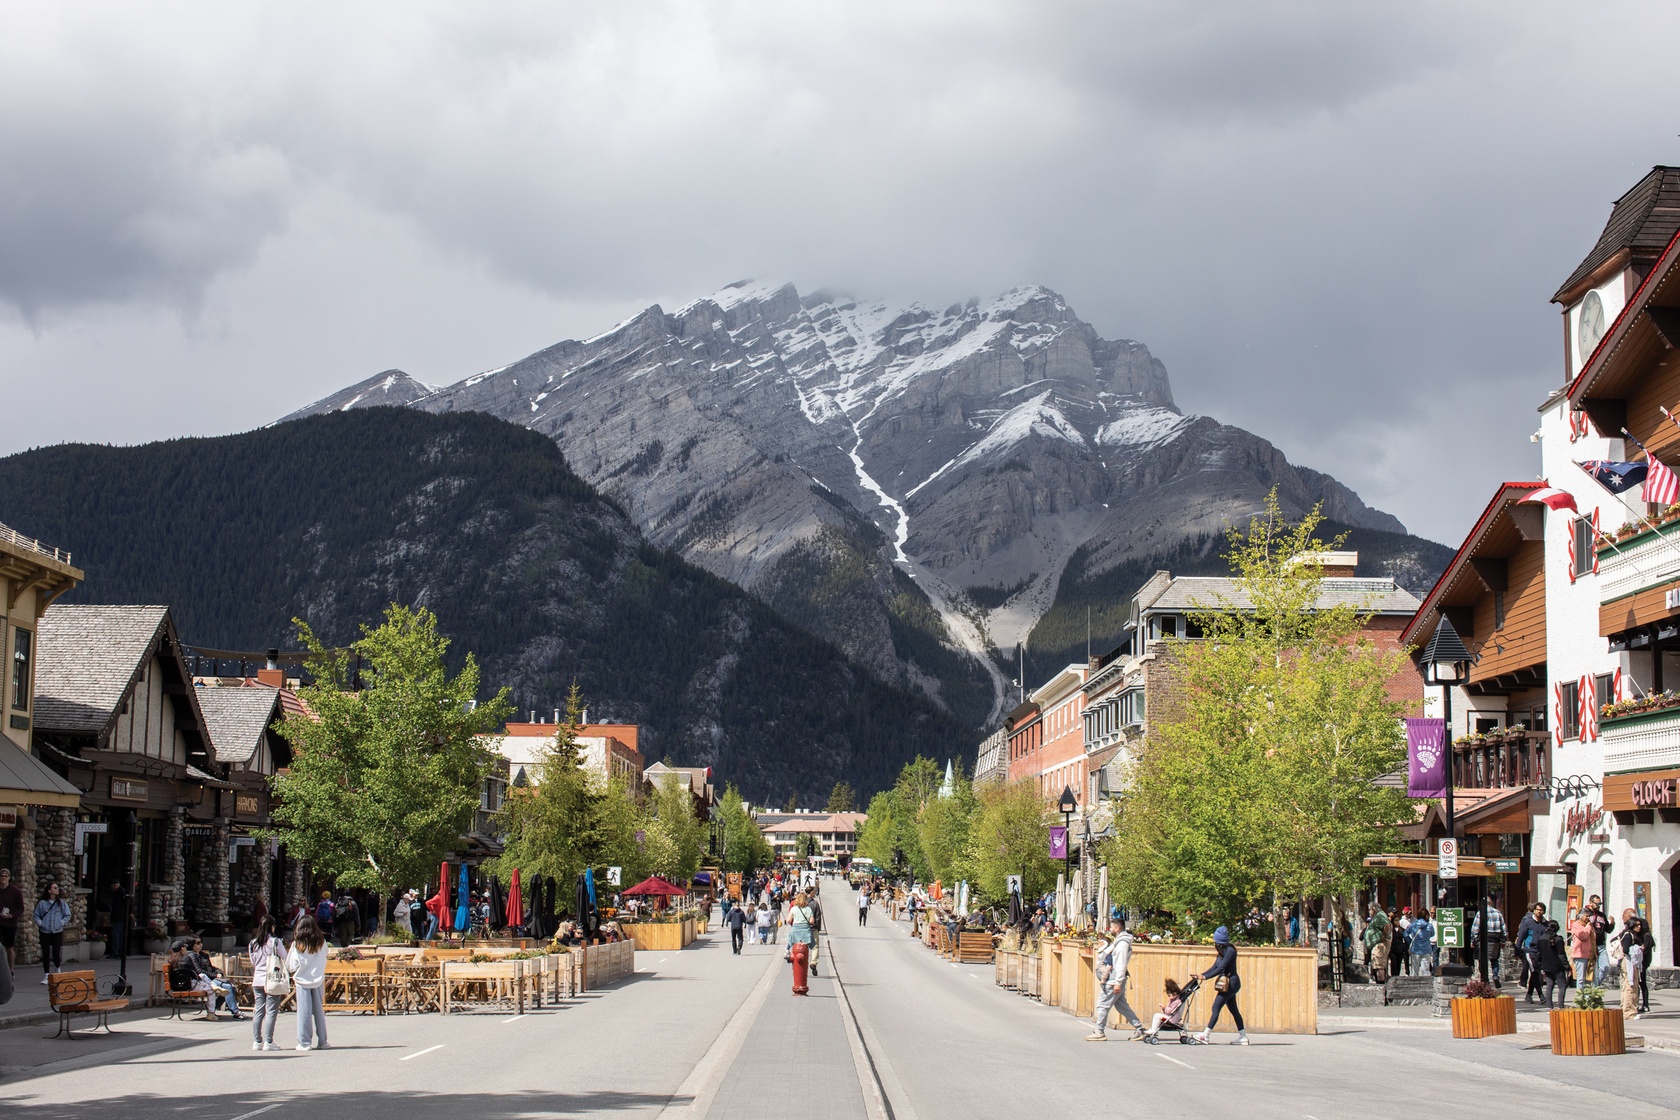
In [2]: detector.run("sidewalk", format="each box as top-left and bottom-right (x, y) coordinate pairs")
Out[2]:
(1, 956), (146, 1030)
(1319, 985), (1680, 1052)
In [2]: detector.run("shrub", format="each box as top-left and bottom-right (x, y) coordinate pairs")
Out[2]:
(1462, 979), (1497, 999)
(1573, 984), (1606, 1011)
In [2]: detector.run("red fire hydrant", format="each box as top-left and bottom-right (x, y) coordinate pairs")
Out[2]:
(790, 941), (809, 995)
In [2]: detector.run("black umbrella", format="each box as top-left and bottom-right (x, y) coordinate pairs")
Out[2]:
(543, 876), (559, 937)
(574, 873), (598, 938)
(1009, 887), (1024, 928)
(488, 875), (506, 931)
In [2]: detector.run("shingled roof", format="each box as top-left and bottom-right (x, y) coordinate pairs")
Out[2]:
(196, 686), (282, 765)
(34, 605), (171, 732)
(1553, 166), (1680, 303)
(1138, 575), (1420, 616)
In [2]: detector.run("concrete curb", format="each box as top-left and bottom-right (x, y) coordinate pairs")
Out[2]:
(0, 998), (141, 1033)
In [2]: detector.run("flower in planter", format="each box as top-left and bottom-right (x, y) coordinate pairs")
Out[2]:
(1462, 979), (1498, 999)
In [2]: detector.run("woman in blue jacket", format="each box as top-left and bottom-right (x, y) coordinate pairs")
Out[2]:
(1191, 926), (1248, 1045)
(33, 880), (72, 984)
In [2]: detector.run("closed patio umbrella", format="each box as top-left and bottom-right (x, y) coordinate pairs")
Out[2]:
(505, 870), (523, 933)
(542, 876), (559, 937)
(488, 875), (506, 931)
(429, 861), (452, 934)
(455, 863), (470, 932)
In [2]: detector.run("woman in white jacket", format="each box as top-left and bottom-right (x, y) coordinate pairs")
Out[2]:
(285, 914), (330, 1051)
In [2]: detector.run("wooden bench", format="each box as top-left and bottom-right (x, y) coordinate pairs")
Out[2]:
(956, 931), (995, 964)
(47, 971), (128, 1039)
(150, 957), (215, 1020)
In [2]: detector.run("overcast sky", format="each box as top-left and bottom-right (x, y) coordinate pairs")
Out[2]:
(3, 1), (1678, 543)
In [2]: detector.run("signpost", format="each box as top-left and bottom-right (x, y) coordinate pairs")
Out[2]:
(1435, 907), (1464, 949)
(1437, 837), (1459, 880)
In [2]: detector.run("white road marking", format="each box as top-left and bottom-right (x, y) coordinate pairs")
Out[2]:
(1157, 1053), (1194, 1069)
(502, 1014), (524, 1023)
(399, 1043), (445, 1061)
(229, 1106), (283, 1120)
(656, 958), (668, 963)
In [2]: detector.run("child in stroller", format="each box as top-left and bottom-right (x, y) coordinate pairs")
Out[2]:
(1142, 976), (1195, 1044)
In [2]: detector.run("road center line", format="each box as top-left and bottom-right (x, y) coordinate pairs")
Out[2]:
(1156, 1052), (1194, 1069)
(399, 1043), (446, 1061)
(229, 1105), (283, 1120)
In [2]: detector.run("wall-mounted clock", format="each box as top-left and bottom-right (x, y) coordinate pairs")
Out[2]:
(1579, 289), (1606, 359)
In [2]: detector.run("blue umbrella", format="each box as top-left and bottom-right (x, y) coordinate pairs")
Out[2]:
(455, 862), (470, 932)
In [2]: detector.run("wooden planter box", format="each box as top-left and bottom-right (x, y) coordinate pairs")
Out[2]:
(1022, 950), (1041, 999)
(323, 959), (385, 1014)
(439, 960), (527, 1015)
(1549, 1008), (1627, 1055)
(621, 921), (693, 952)
(1450, 996), (1516, 1038)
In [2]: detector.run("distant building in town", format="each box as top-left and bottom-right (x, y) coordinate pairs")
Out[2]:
(486, 718), (644, 790)
(974, 725), (1008, 786)
(755, 810), (866, 859)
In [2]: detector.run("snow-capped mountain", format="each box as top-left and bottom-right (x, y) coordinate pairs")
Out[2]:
(285, 282), (1419, 728)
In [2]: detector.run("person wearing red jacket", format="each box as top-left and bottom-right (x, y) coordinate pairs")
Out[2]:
(424, 883), (447, 940)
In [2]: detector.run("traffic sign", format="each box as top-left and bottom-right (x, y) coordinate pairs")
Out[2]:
(1436, 907), (1464, 948)
(1438, 838), (1459, 880)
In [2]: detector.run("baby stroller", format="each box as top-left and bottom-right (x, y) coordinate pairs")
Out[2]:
(1143, 975), (1199, 1045)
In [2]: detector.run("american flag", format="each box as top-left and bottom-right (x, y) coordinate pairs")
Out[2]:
(1620, 426), (1680, 506)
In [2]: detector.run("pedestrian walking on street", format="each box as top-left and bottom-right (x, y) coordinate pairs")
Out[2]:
(807, 892), (824, 974)
(1085, 919), (1145, 1041)
(1568, 910), (1595, 986)
(1613, 910), (1646, 1020)
(1408, 909), (1436, 977)
(1516, 903), (1546, 1002)
(0, 867), (23, 973)
(248, 916), (282, 1050)
(32, 880), (71, 984)
(857, 889), (869, 926)
(726, 900), (747, 954)
(1363, 904), (1391, 984)
(1386, 909), (1407, 981)
(1586, 896), (1615, 981)
(1191, 926), (1248, 1046)
(286, 915), (330, 1051)
(754, 903), (771, 946)
(786, 892), (816, 994)
(1470, 901), (1507, 985)
(1537, 920), (1570, 1008)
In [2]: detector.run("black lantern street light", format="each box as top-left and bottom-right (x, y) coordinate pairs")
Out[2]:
(1419, 616), (1475, 976)
(1057, 785), (1077, 914)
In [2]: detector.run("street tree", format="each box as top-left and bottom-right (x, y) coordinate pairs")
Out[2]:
(492, 682), (606, 892)
(919, 761), (976, 885)
(716, 784), (773, 873)
(1108, 491), (1414, 933)
(269, 604), (512, 933)
(644, 772), (703, 882)
(964, 779), (1058, 903)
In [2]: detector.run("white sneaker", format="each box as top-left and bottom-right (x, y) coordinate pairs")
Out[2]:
(41, 975), (51, 984)
(252, 1041), (263, 1051)
(1191, 1030), (1209, 1044)
(1232, 1032), (1250, 1045)
(296, 1044), (311, 1052)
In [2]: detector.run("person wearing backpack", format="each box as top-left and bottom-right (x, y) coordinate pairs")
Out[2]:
(314, 892), (334, 934)
(1515, 903), (1546, 1003)
(1085, 918), (1146, 1041)
(248, 915), (284, 1051)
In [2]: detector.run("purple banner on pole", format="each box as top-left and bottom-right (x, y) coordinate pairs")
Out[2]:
(1406, 717), (1447, 798)
(1048, 826), (1068, 859)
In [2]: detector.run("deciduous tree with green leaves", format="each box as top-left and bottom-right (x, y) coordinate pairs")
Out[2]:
(716, 784), (774, 873)
(1108, 491), (1415, 933)
(964, 779), (1057, 903)
(268, 604), (512, 933)
(643, 772), (703, 883)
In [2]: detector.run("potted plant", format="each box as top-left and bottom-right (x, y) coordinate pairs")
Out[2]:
(1549, 985), (1627, 1055)
(1450, 977), (1516, 1038)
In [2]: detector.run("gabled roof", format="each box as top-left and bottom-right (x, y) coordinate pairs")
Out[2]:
(1566, 213), (1680, 407)
(34, 605), (172, 733)
(1401, 483), (1544, 648)
(1554, 167), (1680, 304)
(196, 686), (283, 765)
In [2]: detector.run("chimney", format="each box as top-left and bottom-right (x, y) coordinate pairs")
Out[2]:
(256, 668), (285, 689)
(266, 648), (280, 671)
(582, 709), (589, 725)
(553, 709), (560, 724)
(529, 710), (536, 723)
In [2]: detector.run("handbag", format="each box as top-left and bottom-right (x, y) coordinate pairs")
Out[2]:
(1214, 975), (1230, 994)
(262, 942), (292, 996)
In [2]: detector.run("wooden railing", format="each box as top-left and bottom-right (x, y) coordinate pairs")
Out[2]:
(1452, 729), (1549, 790)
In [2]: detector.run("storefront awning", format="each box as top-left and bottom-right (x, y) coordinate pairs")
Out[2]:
(0, 739), (83, 808)
(1364, 854), (1500, 877)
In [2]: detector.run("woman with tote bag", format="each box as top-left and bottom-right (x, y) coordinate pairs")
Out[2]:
(248, 916), (286, 1051)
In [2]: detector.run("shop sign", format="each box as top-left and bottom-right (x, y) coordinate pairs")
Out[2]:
(110, 777), (147, 801)
(0, 806), (16, 828)
(235, 793), (261, 817)
(183, 825), (213, 838)
(1491, 858), (1520, 873)
(1603, 767), (1680, 812)
(73, 821), (108, 854)
(1559, 802), (1602, 842)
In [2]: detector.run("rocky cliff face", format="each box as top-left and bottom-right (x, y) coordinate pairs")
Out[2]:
(288, 282), (1425, 728)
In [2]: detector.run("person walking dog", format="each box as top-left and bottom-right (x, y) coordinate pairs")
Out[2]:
(1191, 926), (1248, 1046)
(286, 915), (330, 1051)
(1085, 918), (1146, 1041)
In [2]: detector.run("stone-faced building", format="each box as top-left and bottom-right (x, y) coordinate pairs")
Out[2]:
(32, 605), (220, 949)
(195, 683), (293, 935)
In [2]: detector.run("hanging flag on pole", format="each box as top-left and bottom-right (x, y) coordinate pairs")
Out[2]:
(1406, 718), (1447, 798)
(1522, 487), (1578, 514)
(1575, 459), (1648, 494)
(1620, 427), (1680, 506)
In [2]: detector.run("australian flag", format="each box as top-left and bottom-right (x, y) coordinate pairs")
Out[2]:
(1576, 460), (1648, 494)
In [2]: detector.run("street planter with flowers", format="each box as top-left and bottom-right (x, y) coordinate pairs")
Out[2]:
(1450, 979), (1516, 1038)
(1549, 986), (1626, 1055)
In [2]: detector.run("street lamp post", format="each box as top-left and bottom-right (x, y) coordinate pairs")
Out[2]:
(1057, 785), (1077, 915)
(1420, 617), (1473, 977)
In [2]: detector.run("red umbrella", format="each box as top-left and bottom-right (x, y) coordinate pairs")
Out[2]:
(427, 861), (452, 933)
(506, 869), (523, 930)
(621, 876), (686, 896)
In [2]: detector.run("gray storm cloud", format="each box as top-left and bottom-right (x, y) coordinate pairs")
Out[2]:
(0, 0), (1672, 542)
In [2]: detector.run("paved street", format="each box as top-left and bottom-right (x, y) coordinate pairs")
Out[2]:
(4, 884), (1679, 1120)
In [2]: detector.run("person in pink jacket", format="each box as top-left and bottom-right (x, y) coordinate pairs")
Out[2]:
(1568, 914), (1596, 985)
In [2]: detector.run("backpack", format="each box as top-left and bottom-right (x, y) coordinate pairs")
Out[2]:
(315, 900), (334, 925)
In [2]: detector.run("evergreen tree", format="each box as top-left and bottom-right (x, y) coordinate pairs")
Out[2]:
(825, 781), (857, 813)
